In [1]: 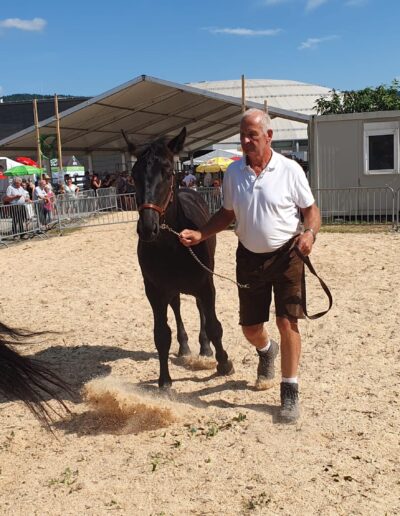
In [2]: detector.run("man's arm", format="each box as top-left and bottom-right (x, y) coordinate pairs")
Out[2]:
(179, 207), (235, 246)
(297, 203), (321, 256)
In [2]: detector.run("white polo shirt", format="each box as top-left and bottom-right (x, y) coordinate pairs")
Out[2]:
(223, 150), (315, 253)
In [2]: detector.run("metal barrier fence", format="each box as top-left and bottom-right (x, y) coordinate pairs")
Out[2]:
(312, 186), (397, 228)
(196, 187), (223, 214)
(0, 190), (138, 245)
(1, 186), (399, 245)
(56, 193), (137, 232)
(0, 200), (50, 244)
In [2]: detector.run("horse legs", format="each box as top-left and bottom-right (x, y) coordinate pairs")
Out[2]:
(197, 283), (234, 376)
(169, 294), (191, 357)
(195, 297), (213, 357)
(144, 282), (173, 388)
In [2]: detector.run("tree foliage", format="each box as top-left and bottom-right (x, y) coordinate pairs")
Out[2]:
(1, 93), (74, 102)
(315, 80), (400, 115)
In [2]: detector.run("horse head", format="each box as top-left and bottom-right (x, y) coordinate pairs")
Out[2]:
(122, 128), (186, 242)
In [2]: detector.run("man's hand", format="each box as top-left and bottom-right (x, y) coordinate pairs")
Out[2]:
(179, 229), (202, 247)
(296, 231), (314, 256)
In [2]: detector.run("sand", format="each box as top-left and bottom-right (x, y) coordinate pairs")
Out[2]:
(0, 224), (399, 515)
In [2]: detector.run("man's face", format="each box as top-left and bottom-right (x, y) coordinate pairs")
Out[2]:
(240, 115), (273, 160)
(14, 179), (22, 188)
(39, 180), (46, 188)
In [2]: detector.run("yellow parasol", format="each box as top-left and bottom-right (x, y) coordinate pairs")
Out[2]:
(196, 156), (234, 173)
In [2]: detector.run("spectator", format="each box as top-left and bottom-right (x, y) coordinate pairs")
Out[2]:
(91, 173), (101, 194)
(3, 177), (30, 238)
(64, 178), (79, 197)
(43, 174), (53, 192)
(43, 185), (55, 227)
(203, 172), (213, 188)
(83, 171), (92, 190)
(64, 178), (79, 217)
(125, 175), (136, 211)
(115, 172), (127, 195)
(101, 174), (113, 188)
(26, 179), (35, 200)
(34, 179), (48, 226)
(182, 170), (197, 187)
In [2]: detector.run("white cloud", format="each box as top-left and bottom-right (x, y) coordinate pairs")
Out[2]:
(298, 35), (338, 49)
(0, 18), (46, 31)
(262, 0), (290, 5)
(345, 0), (367, 5)
(305, 0), (329, 10)
(206, 27), (282, 36)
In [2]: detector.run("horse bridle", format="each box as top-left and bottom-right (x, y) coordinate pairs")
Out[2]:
(137, 175), (174, 216)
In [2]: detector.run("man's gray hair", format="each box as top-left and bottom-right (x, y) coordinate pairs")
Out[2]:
(241, 108), (272, 134)
(13, 176), (22, 183)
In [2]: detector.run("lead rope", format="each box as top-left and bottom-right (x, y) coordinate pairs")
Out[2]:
(160, 223), (250, 289)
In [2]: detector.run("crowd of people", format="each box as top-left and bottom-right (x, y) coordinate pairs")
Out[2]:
(180, 169), (221, 190)
(1, 169), (135, 239)
(1, 166), (224, 240)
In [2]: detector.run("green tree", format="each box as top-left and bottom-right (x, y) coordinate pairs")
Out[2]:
(315, 80), (400, 115)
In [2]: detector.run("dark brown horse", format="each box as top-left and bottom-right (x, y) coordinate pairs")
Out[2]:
(0, 322), (72, 430)
(123, 128), (233, 388)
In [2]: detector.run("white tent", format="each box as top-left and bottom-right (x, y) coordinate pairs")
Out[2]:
(183, 149), (242, 166)
(0, 157), (22, 170)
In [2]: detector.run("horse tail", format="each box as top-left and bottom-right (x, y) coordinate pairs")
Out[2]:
(0, 321), (73, 431)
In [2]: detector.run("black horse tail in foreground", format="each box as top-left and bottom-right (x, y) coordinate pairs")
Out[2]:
(0, 321), (72, 430)
(122, 127), (234, 388)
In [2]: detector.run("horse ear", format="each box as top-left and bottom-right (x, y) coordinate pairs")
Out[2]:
(168, 127), (186, 155)
(121, 130), (137, 155)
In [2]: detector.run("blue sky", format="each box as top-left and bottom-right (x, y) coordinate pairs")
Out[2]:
(0, 0), (398, 98)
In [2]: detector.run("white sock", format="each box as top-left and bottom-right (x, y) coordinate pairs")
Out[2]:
(257, 340), (271, 353)
(282, 377), (298, 384)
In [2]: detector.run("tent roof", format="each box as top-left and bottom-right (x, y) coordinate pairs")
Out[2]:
(0, 75), (309, 154)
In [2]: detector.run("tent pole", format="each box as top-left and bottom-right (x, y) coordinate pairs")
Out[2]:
(264, 100), (268, 114)
(33, 99), (42, 169)
(54, 94), (63, 182)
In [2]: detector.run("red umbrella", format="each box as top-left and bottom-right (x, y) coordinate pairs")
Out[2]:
(15, 156), (40, 168)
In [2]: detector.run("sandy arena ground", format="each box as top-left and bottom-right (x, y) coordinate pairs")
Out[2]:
(0, 224), (399, 515)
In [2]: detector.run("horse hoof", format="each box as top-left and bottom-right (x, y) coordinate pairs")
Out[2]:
(178, 348), (191, 358)
(158, 380), (172, 390)
(216, 360), (234, 376)
(200, 349), (213, 358)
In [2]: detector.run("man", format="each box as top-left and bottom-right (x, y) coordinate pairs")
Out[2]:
(182, 169), (197, 188)
(179, 108), (321, 422)
(34, 179), (48, 226)
(4, 176), (30, 237)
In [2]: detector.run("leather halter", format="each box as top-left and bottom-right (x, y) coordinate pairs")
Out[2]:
(137, 176), (174, 216)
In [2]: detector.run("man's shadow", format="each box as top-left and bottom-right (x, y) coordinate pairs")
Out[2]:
(139, 376), (279, 418)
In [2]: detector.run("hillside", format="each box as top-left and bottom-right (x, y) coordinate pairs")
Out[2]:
(1, 93), (75, 102)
